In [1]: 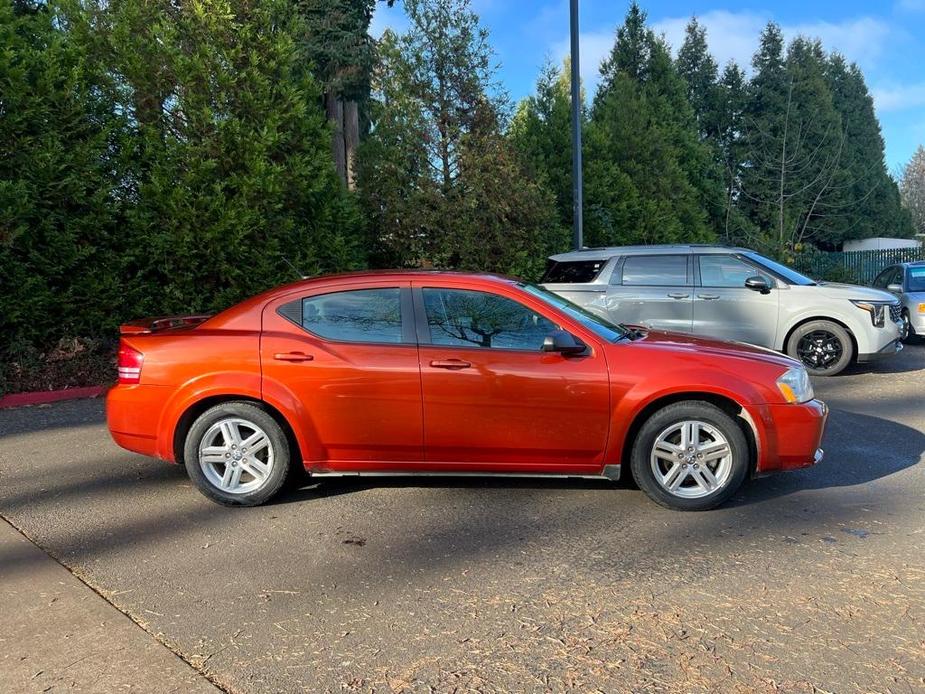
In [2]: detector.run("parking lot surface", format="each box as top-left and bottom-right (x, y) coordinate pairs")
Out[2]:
(1, 347), (924, 693)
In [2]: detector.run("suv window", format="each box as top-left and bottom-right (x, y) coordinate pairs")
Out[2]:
(873, 267), (896, 289)
(699, 255), (770, 288)
(621, 255), (689, 286)
(909, 266), (925, 292)
(299, 288), (403, 343)
(422, 288), (557, 350)
(541, 259), (607, 283)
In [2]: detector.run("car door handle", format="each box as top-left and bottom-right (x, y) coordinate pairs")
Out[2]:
(430, 359), (472, 370)
(667, 292), (690, 299)
(697, 293), (720, 300)
(273, 352), (314, 362)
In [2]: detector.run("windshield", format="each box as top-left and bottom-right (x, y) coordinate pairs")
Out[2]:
(519, 283), (628, 342)
(910, 266), (925, 292)
(743, 252), (817, 286)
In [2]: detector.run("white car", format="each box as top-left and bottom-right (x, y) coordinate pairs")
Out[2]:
(542, 245), (903, 376)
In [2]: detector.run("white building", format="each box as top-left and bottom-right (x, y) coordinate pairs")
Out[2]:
(843, 237), (922, 252)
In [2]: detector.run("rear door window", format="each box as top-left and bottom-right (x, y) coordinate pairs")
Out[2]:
(621, 255), (689, 286)
(541, 260), (607, 283)
(295, 288), (404, 343)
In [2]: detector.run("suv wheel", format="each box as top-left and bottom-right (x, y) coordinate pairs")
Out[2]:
(630, 401), (750, 511)
(184, 402), (290, 506)
(786, 320), (853, 376)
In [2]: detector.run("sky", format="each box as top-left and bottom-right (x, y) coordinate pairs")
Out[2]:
(370, 0), (925, 175)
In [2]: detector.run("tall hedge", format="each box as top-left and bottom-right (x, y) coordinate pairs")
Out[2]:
(1, 0), (361, 376)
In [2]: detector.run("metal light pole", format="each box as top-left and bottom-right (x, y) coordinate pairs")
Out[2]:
(569, 0), (583, 250)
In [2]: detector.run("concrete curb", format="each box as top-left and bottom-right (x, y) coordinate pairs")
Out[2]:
(0, 385), (108, 410)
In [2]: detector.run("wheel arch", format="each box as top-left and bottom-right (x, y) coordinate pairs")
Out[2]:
(172, 395), (304, 471)
(619, 391), (759, 480)
(781, 316), (858, 363)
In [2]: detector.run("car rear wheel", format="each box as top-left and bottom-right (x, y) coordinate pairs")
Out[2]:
(184, 402), (290, 506)
(786, 320), (853, 376)
(630, 401), (750, 511)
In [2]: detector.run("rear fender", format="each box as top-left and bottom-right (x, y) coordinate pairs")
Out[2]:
(156, 372), (263, 461)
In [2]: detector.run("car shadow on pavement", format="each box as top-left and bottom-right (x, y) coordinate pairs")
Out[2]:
(726, 406), (923, 507)
(274, 406), (923, 510)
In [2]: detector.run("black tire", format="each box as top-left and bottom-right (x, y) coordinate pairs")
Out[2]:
(786, 320), (853, 376)
(901, 310), (914, 343)
(630, 401), (750, 512)
(183, 401), (290, 506)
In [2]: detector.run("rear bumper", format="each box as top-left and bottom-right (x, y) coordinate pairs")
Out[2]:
(751, 398), (828, 474)
(106, 384), (172, 461)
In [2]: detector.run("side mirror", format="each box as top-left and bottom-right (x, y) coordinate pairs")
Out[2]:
(744, 276), (772, 294)
(886, 283), (903, 294)
(542, 329), (586, 355)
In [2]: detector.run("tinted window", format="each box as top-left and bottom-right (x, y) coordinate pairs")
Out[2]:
(542, 259), (607, 283)
(909, 266), (925, 292)
(301, 288), (403, 343)
(872, 267), (894, 289)
(621, 255), (688, 286)
(699, 255), (771, 288)
(423, 288), (557, 350)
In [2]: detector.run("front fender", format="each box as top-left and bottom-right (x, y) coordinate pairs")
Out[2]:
(603, 367), (767, 471)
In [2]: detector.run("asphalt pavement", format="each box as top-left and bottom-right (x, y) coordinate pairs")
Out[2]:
(1, 346), (923, 693)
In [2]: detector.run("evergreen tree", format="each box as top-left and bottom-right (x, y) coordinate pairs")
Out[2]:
(584, 3), (723, 246)
(740, 27), (845, 253)
(509, 59), (578, 233)
(83, 0), (361, 316)
(358, 0), (561, 277)
(825, 55), (914, 243)
(297, 0), (379, 187)
(675, 17), (719, 140)
(0, 0), (126, 354)
(714, 61), (753, 242)
(900, 145), (925, 237)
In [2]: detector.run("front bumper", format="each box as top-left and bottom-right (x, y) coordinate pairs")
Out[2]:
(857, 337), (903, 362)
(752, 398), (828, 474)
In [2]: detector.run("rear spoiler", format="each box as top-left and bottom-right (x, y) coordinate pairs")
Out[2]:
(120, 315), (212, 335)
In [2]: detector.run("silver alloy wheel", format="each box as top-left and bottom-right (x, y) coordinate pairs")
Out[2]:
(198, 417), (275, 495)
(650, 420), (733, 499)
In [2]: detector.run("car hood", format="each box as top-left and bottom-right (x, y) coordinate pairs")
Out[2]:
(629, 329), (799, 369)
(813, 282), (897, 302)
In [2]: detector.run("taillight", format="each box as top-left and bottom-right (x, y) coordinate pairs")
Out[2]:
(117, 343), (144, 384)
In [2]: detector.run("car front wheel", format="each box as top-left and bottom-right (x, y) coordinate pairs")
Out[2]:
(184, 402), (291, 506)
(900, 310), (914, 343)
(786, 320), (853, 376)
(630, 401), (750, 511)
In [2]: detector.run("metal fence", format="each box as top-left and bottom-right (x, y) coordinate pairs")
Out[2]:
(792, 247), (925, 284)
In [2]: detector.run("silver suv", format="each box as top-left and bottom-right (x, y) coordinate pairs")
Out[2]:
(872, 261), (925, 343)
(542, 245), (903, 376)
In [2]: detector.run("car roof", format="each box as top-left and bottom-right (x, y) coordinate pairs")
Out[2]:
(548, 244), (754, 262)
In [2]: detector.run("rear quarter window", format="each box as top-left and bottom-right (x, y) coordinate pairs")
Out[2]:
(280, 288), (404, 344)
(541, 260), (607, 284)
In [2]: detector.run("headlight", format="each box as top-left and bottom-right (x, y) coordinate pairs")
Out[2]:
(850, 300), (889, 328)
(918, 302), (925, 314)
(777, 366), (814, 403)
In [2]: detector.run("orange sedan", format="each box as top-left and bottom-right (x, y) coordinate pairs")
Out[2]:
(107, 271), (827, 511)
